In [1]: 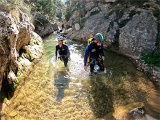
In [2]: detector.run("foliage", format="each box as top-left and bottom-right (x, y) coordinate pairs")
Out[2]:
(141, 50), (160, 67)
(65, 7), (78, 21)
(0, 0), (31, 14)
(65, 1), (85, 21)
(24, 0), (64, 21)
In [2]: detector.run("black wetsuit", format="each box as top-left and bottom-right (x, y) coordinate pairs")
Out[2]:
(55, 44), (70, 67)
(84, 42), (104, 73)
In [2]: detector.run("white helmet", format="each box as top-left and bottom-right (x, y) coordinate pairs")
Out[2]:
(57, 36), (64, 41)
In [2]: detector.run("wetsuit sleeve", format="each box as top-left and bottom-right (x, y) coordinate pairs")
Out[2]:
(84, 45), (90, 66)
(100, 46), (104, 56)
(55, 45), (58, 59)
(66, 46), (70, 57)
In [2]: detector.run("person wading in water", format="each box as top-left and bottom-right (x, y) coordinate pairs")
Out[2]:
(84, 33), (105, 76)
(55, 36), (71, 67)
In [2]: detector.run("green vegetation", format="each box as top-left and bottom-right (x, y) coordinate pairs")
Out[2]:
(65, 7), (78, 21)
(0, 0), (31, 14)
(0, 0), (64, 21)
(141, 50), (160, 67)
(27, 0), (64, 20)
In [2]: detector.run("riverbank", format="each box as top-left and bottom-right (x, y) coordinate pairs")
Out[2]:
(107, 43), (160, 91)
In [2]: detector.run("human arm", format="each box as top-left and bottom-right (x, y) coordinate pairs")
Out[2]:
(84, 45), (90, 71)
(66, 45), (71, 60)
(100, 46), (105, 60)
(55, 46), (58, 61)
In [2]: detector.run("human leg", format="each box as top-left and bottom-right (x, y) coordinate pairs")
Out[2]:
(98, 60), (104, 71)
(63, 58), (68, 67)
(90, 63), (94, 73)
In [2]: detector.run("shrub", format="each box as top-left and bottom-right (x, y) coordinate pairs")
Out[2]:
(141, 50), (160, 67)
(0, 0), (31, 14)
(65, 7), (77, 21)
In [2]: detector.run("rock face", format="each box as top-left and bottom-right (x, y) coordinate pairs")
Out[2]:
(33, 12), (58, 37)
(65, 0), (160, 89)
(119, 11), (158, 59)
(66, 0), (159, 59)
(0, 9), (43, 91)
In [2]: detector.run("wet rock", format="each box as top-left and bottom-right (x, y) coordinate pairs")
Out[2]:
(0, 9), (43, 91)
(113, 102), (144, 120)
(136, 59), (160, 90)
(129, 106), (145, 119)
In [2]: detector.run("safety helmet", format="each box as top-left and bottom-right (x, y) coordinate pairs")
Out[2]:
(57, 36), (64, 41)
(93, 33), (104, 44)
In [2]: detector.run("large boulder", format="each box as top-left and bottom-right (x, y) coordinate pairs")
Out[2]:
(33, 12), (57, 37)
(0, 9), (43, 91)
(119, 10), (158, 59)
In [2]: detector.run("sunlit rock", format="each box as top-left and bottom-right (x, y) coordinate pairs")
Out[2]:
(0, 8), (43, 91)
(33, 12), (58, 37)
(119, 10), (157, 59)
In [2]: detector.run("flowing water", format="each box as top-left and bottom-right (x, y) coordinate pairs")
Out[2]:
(2, 34), (160, 120)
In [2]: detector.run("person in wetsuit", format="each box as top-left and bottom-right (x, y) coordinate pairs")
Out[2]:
(84, 33), (105, 75)
(55, 36), (70, 67)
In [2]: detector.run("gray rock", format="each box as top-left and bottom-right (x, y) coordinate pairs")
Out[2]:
(33, 12), (56, 37)
(119, 10), (157, 59)
(0, 10), (43, 91)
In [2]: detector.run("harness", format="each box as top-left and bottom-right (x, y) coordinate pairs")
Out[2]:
(88, 57), (104, 72)
(58, 55), (68, 61)
(57, 44), (69, 61)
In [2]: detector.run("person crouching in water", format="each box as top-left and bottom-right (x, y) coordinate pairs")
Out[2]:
(55, 36), (71, 67)
(84, 33), (105, 75)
